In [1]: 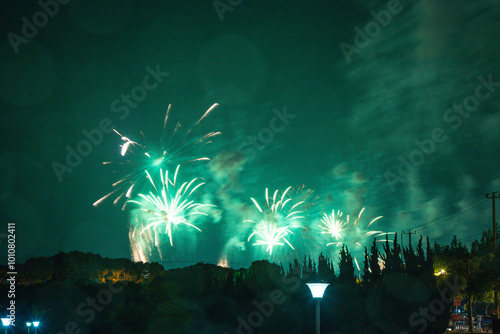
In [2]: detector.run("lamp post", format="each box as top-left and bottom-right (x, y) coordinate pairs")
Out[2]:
(1, 318), (10, 334)
(27, 322), (32, 334)
(306, 282), (330, 334)
(33, 322), (40, 334)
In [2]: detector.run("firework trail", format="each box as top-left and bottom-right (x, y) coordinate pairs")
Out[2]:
(127, 165), (213, 249)
(129, 215), (156, 262)
(94, 103), (220, 209)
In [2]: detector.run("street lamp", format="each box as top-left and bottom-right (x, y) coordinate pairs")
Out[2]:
(1, 318), (10, 334)
(27, 322), (32, 334)
(306, 282), (330, 334)
(33, 322), (40, 334)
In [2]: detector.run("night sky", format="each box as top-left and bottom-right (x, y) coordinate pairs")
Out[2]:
(0, 0), (498, 269)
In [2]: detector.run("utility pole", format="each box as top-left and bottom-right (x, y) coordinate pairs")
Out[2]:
(402, 230), (417, 249)
(486, 192), (499, 320)
(401, 229), (404, 260)
(468, 260), (473, 333)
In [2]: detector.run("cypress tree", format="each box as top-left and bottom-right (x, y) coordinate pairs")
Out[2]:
(338, 245), (356, 284)
(369, 238), (381, 282)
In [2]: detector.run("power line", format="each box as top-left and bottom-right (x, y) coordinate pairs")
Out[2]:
(437, 227), (493, 246)
(417, 192), (500, 245)
(457, 232), (485, 244)
(413, 197), (486, 230)
(416, 199), (488, 231)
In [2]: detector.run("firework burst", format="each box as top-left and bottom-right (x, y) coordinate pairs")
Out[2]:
(94, 103), (220, 209)
(319, 210), (348, 240)
(246, 187), (305, 255)
(248, 223), (295, 255)
(322, 207), (394, 270)
(128, 165), (213, 247)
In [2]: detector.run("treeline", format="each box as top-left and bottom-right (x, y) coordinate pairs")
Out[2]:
(272, 236), (449, 334)
(433, 230), (500, 317)
(0, 251), (164, 285)
(0, 234), (459, 333)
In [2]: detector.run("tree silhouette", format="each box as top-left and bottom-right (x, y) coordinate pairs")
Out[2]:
(338, 245), (355, 284)
(382, 233), (402, 275)
(362, 238), (381, 287)
(317, 252), (335, 284)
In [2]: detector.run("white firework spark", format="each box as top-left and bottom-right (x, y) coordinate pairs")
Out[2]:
(128, 165), (213, 246)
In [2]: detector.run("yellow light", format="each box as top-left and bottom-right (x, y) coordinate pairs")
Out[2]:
(434, 269), (446, 276)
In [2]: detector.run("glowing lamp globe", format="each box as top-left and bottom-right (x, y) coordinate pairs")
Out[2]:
(306, 283), (330, 298)
(0, 319), (10, 326)
(27, 322), (32, 327)
(33, 322), (40, 327)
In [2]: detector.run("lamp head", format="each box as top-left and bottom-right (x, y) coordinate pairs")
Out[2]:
(27, 322), (32, 327)
(33, 321), (40, 327)
(306, 282), (330, 298)
(1, 318), (10, 326)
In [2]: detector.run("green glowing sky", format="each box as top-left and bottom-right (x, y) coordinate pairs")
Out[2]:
(0, 0), (498, 268)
